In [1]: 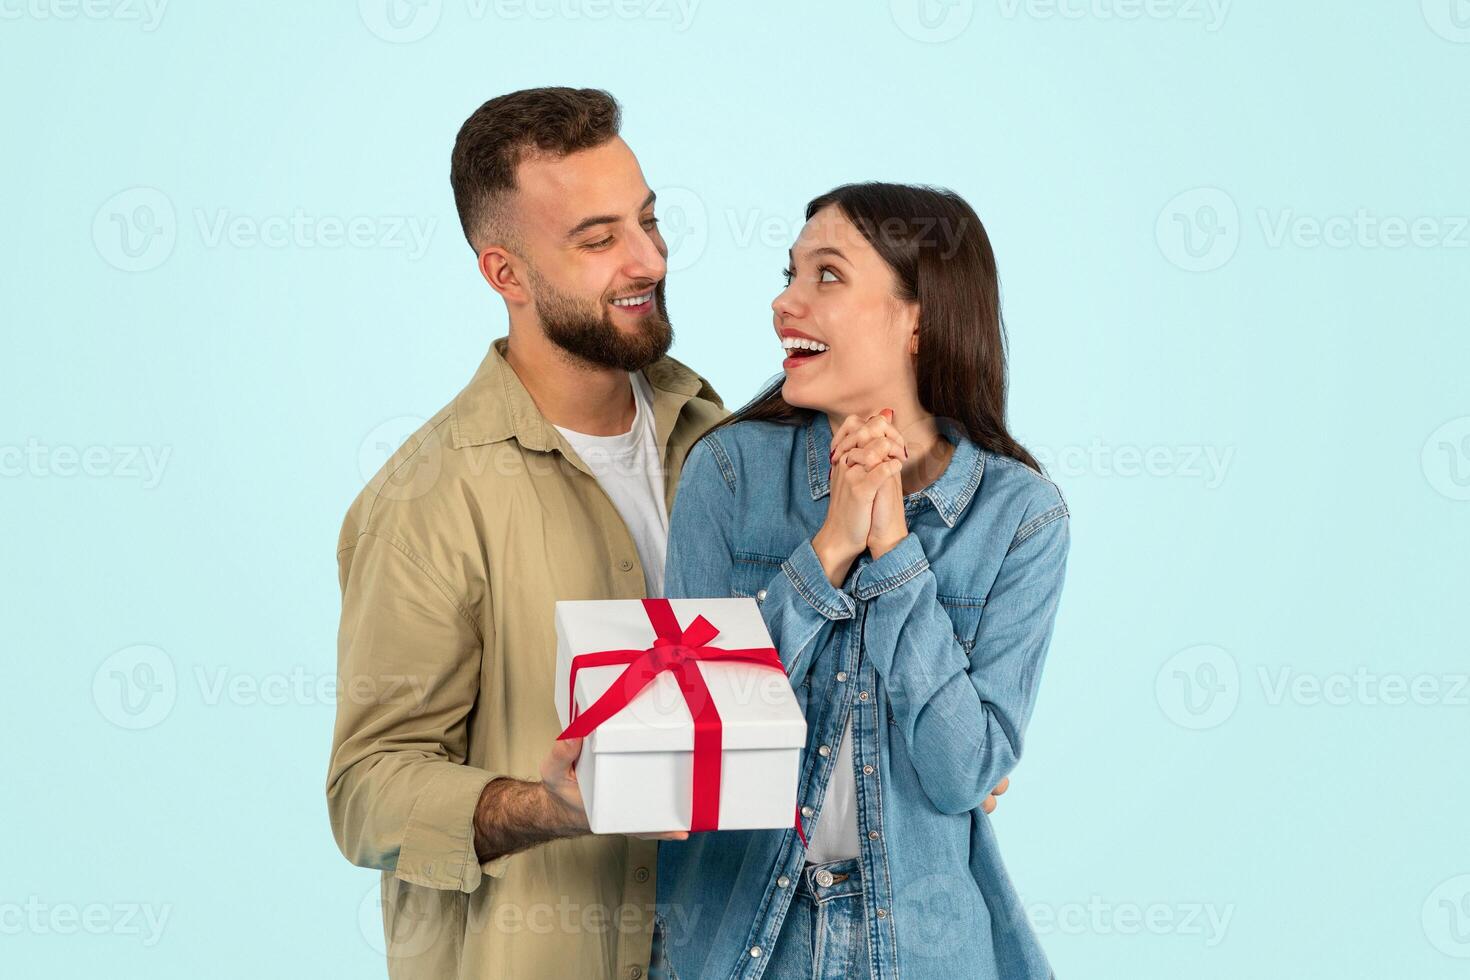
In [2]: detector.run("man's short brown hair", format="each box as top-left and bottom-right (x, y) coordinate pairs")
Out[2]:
(450, 87), (622, 253)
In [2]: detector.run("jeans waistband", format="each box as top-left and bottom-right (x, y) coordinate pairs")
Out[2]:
(799, 858), (863, 903)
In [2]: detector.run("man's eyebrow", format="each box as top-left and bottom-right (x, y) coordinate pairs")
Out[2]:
(788, 245), (849, 263)
(564, 191), (658, 241)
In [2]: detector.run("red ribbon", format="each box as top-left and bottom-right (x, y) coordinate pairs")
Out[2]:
(557, 598), (804, 841)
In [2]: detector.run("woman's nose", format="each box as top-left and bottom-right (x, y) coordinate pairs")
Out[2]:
(772, 286), (802, 319)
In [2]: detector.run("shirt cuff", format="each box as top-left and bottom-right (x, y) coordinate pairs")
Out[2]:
(395, 764), (502, 892)
(853, 533), (930, 600)
(780, 538), (857, 621)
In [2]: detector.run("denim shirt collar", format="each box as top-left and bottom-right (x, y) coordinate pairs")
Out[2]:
(803, 411), (984, 528)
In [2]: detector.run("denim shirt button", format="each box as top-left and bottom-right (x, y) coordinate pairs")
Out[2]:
(863, 765), (874, 775)
(801, 805), (814, 818)
(868, 830), (880, 840)
(818, 744), (830, 757)
(876, 908), (888, 919)
(777, 875), (790, 888)
(835, 671), (847, 682)
(755, 588), (767, 603)
(858, 691), (869, 701)
(750, 946), (762, 958)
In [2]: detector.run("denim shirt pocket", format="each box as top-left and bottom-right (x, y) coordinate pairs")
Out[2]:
(730, 551), (783, 601)
(887, 594), (986, 726)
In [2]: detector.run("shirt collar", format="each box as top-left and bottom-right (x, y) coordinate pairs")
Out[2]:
(804, 411), (985, 528)
(450, 336), (714, 453)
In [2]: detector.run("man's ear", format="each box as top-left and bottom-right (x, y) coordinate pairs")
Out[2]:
(479, 246), (531, 306)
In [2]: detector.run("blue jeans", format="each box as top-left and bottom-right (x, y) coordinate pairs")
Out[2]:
(651, 858), (870, 980)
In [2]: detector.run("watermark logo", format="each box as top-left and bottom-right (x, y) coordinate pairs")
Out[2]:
(1156, 187), (1239, 273)
(890, 0), (975, 42)
(92, 644), (177, 730)
(0, 440), (171, 488)
(1423, 874), (1470, 958)
(358, 416), (445, 502)
(1422, 0), (1470, 43)
(360, 881), (444, 957)
(1155, 644), (1239, 730)
(0, 898), (172, 946)
(0, 0), (169, 30)
(359, 0), (443, 42)
(93, 187), (177, 272)
(92, 187), (436, 271)
(653, 186), (708, 273)
(1422, 416), (1470, 501)
(1026, 896), (1234, 946)
(996, 0), (1230, 30)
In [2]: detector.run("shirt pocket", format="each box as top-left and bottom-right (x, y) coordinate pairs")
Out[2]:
(886, 593), (984, 726)
(730, 552), (783, 603)
(939, 594), (986, 657)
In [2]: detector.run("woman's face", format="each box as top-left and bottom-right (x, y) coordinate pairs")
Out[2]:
(772, 205), (917, 417)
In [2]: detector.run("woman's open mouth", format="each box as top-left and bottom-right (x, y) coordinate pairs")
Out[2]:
(781, 336), (830, 370)
(610, 291), (655, 315)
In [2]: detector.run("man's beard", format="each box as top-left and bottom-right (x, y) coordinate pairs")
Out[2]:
(530, 271), (673, 372)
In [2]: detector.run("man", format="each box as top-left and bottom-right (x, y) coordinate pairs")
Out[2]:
(327, 87), (1004, 979)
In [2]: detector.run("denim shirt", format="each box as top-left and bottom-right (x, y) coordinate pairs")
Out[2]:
(655, 411), (1069, 980)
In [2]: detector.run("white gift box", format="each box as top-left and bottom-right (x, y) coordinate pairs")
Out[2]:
(554, 597), (807, 835)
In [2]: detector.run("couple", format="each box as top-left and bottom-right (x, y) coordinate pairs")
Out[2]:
(327, 87), (1068, 980)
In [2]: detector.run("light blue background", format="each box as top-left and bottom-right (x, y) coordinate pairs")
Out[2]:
(4, 2), (1468, 977)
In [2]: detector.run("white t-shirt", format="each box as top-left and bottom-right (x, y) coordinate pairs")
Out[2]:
(552, 371), (669, 597)
(803, 717), (860, 862)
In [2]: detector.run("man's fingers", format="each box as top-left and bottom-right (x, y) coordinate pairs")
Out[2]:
(550, 736), (582, 768)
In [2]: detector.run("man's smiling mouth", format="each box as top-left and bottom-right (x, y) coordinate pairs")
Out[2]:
(610, 291), (655, 309)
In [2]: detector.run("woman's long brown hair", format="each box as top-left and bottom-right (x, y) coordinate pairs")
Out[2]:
(699, 181), (1041, 474)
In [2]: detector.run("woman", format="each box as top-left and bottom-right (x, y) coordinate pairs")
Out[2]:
(652, 182), (1069, 979)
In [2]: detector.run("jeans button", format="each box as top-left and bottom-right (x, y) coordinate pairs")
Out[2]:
(815, 869), (834, 887)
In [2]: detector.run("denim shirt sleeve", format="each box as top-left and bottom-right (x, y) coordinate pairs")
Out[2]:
(665, 434), (854, 686)
(853, 501), (1070, 815)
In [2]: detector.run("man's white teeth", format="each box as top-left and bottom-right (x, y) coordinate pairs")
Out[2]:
(781, 337), (830, 353)
(612, 293), (653, 307)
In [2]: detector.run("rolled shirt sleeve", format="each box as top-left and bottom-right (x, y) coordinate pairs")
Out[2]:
(855, 503), (1069, 815)
(327, 531), (507, 892)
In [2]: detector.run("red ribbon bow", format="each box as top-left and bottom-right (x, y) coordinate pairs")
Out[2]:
(557, 598), (806, 842)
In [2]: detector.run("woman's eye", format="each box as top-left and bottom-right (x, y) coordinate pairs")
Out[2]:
(780, 266), (795, 286)
(819, 267), (840, 283)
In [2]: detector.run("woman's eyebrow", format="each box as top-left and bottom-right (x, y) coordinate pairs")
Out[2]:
(789, 245), (849, 263)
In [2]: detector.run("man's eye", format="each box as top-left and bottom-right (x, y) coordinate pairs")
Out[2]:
(585, 237), (614, 250)
(642, 215), (660, 230)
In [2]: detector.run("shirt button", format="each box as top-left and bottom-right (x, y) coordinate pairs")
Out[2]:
(859, 691), (869, 701)
(815, 869), (835, 887)
(755, 588), (767, 602)
(876, 908), (888, 919)
(818, 744), (831, 757)
(863, 765), (874, 775)
(619, 559), (633, 571)
(801, 805), (814, 818)
(633, 866), (649, 882)
(777, 875), (790, 888)
(628, 968), (643, 979)
(835, 671), (848, 682)
(750, 946), (762, 958)
(868, 830), (880, 840)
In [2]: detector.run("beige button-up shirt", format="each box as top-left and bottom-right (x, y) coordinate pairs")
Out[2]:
(328, 336), (726, 979)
